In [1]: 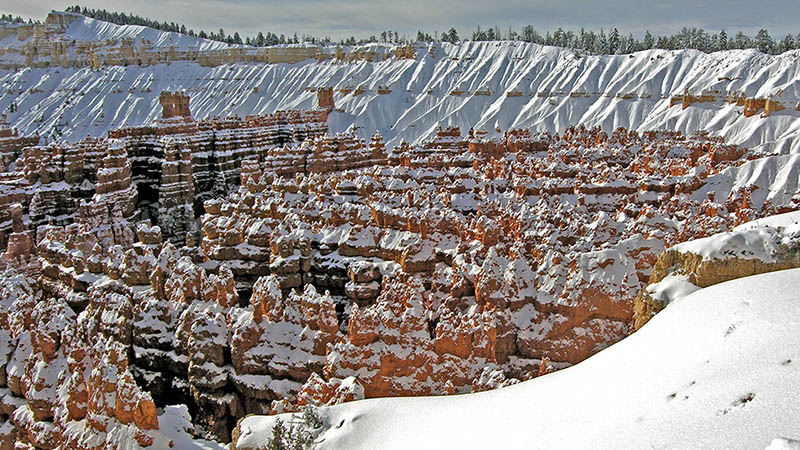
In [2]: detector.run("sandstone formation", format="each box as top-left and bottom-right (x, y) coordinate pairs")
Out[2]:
(633, 220), (800, 329)
(0, 93), (328, 247)
(317, 87), (335, 111)
(0, 108), (791, 446)
(670, 88), (789, 118)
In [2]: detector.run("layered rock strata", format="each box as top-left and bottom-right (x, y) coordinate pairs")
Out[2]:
(0, 122), (791, 447)
(633, 214), (800, 329)
(0, 95), (329, 246)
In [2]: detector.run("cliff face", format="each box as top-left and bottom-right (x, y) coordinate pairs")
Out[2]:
(0, 94), (328, 247)
(6, 20), (800, 155)
(0, 12), (411, 71)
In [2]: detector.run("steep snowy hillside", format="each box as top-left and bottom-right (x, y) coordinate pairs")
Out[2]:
(235, 267), (800, 450)
(2, 14), (800, 152)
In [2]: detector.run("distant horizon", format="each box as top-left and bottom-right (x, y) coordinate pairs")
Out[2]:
(0, 0), (797, 43)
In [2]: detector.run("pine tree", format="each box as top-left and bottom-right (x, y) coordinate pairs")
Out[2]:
(609, 28), (620, 54)
(596, 29), (608, 54)
(448, 27), (459, 43)
(754, 29), (775, 53)
(522, 25), (534, 42)
(642, 31), (654, 50)
(779, 34), (795, 53)
(718, 30), (728, 50)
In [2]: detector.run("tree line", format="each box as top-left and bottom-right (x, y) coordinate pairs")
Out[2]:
(39, 7), (800, 55)
(0, 14), (39, 24)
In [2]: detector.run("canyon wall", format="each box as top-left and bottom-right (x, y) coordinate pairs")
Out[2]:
(4, 20), (800, 155)
(0, 93), (329, 248)
(0, 12), (410, 71)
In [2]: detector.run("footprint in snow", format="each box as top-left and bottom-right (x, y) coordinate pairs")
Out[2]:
(717, 393), (755, 415)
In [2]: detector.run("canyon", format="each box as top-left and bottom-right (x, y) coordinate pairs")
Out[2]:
(1, 10), (800, 450)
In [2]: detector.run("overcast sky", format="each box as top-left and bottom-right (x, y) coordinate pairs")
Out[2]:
(1, 0), (797, 41)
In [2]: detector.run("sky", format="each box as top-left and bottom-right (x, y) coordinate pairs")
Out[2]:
(0, 0), (797, 41)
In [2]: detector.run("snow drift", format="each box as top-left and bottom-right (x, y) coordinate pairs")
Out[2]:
(235, 266), (800, 450)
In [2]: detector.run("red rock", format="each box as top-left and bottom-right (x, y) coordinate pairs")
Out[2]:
(134, 393), (159, 431)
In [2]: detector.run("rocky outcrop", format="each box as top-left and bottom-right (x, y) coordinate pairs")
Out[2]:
(317, 87), (335, 111)
(0, 12), (417, 70)
(159, 91), (192, 120)
(0, 94), (329, 248)
(633, 216), (800, 329)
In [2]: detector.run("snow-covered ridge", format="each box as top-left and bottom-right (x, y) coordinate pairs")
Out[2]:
(57, 12), (238, 52)
(632, 211), (800, 329)
(234, 267), (800, 450)
(2, 13), (800, 151)
(670, 212), (800, 263)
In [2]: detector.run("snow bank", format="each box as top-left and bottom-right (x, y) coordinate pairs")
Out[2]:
(236, 268), (800, 450)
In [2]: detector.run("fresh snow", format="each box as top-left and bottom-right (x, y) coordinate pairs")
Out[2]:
(734, 210), (800, 231)
(671, 215), (800, 262)
(155, 405), (226, 450)
(237, 268), (800, 450)
(4, 22), (800, 153)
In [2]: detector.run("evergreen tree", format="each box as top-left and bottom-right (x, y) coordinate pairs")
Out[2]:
(596, 29), (608, 53)
(522, 25), (535, 42)
(754, 29), (775, 53)
(642, 30), (654, 49)
(718, 30), (728, 50)
(448, 27), (459, 43)
(778, 34), (795, 53)
(609, 28), (620, 53)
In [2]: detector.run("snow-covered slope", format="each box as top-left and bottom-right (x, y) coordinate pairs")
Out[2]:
(58, 13), (238, 52)
(2, 17), (800, 151)
(236, 267), (800, 450)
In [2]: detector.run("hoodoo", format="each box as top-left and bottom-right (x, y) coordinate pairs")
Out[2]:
(1, 6), (800, 450)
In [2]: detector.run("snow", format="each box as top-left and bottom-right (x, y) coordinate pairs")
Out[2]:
(670, 227), (788, 262)
(734, 210), (800, 231)
(670, 220), (800, 262)
(645, 273), (701, 305)
(767, 438), (800, 450)
(155, 405), (226, 450)
(4, 24), (800, 152)
(237, 268), (800, 450)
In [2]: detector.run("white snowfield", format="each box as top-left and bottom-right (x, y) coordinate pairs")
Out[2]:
(2, 14), (800, 153)
(237, 268), (800, 450)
